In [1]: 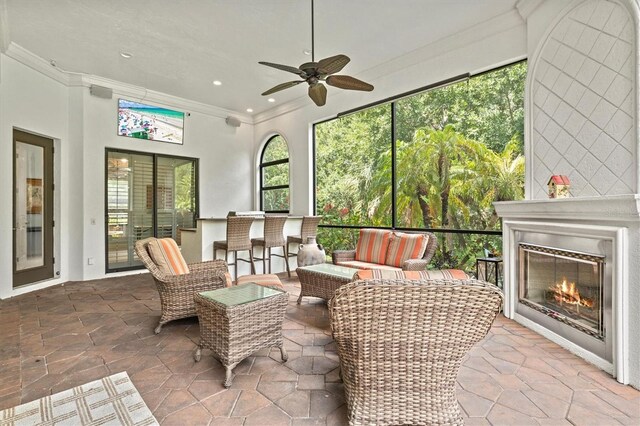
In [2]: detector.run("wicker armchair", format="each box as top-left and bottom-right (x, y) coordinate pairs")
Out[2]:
(330, 278), (503, 425)
(134, 238), (228, 334)
(332, 230), (437, 270)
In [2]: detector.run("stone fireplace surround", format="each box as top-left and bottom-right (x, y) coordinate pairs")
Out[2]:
(495, 195), (640, 387)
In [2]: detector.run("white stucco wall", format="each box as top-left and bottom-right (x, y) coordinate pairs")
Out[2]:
(0, 53), (256, 297)
(0, 55), (72, 298)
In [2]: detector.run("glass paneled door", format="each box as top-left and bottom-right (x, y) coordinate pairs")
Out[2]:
(106, 149), (198, 272)
(13, 130), (55, 287)
(106, 151), (154, 271)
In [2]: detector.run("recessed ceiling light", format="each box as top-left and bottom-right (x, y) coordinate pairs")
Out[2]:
(268, 98), (276, 103)
(303, 49), (312, 55)
(246, 108), (254, 113)
(213, 80), (222, 86)
(119, 51), (133, 59)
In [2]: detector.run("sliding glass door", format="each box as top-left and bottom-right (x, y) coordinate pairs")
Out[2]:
(106, 149), (198, 272)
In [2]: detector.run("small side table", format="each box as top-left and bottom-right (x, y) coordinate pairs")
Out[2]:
(476, 257), (503, 288)
(194, 282), (288, 387)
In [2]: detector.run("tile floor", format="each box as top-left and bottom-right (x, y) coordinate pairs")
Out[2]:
(0, 272), (638, 425)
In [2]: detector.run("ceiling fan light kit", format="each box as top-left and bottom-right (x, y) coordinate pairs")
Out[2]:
(259, 0), (374, 107)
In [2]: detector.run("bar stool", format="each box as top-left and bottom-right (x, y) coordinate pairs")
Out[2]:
(251, 215), (289, 276)
(286, 215), (322, 277)
(213, 216), (256, 281)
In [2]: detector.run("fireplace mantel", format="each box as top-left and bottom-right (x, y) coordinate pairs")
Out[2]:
(494, 195), (640, 222)
(495, 194), (640, 387)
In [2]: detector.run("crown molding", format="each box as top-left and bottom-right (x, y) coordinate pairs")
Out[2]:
(4, 42), (252, 123)
(253, 8), (525, 124)
(5, 42), (71, 85)
(76, 74), (252, 123)
(253, 96), (311, 124)
(516, 0), (545, 21)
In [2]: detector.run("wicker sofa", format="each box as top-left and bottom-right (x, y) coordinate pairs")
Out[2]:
(330, 278), (503, 425)
(332, 229), (437, 271)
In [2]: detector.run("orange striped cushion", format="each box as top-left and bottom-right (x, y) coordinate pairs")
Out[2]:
(336, 260), (401, 271)
(236, 274), (284, 289)
(147, 238), (190, 275)
(224, 272), (233, 287)
(384, 232), (428, 267)
(353, 269), (469, 281)
(355, 229), (391, 264)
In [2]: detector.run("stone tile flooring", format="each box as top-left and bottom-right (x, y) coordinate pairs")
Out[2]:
(0, 272), (638, 425)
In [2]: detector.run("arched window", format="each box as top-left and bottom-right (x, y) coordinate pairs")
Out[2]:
(260, 135), (289, 212)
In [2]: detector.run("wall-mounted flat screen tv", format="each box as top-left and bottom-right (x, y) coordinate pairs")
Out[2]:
(118, 99), (184, 144)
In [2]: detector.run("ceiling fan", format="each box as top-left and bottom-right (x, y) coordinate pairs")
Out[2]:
(258, 0), (374, 107)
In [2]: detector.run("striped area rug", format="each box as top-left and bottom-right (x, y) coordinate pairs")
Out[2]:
(0, 372), (157, 426)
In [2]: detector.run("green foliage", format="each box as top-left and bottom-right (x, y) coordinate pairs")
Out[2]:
(314, 62), (527, 272)
(262, 135), (289, 162)
(261, 135), (290, 211)
(175, 162), (195, 212)
(395, 61), (526, 152)
(315, 104), (392, 227)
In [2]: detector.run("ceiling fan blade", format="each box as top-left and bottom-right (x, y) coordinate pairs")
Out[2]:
(261, 80), (304, 96)
(308, 83), (327, 106)
(326, 75), (374, 91)
(258, 61), (305, 76)
(317, 54), (350, 75)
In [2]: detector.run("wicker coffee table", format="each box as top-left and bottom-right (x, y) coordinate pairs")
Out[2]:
(296, 263), (358, 304)
(194, 283), (288, 387)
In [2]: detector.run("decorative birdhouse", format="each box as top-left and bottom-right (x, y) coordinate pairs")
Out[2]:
(547, 175), (570, 198)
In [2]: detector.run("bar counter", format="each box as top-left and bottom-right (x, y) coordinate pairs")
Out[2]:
(181, 215), (303, 276)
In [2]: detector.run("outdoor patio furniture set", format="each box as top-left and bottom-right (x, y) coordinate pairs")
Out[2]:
(136, 224), (503, 425)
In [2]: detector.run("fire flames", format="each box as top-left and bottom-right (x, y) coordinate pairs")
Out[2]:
(552, 279), (595, 308)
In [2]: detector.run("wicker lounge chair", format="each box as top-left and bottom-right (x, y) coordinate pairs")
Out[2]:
(134, 237), (228, 334)
(330, 278), (503, 425)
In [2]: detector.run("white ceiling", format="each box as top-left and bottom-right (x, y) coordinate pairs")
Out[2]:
(4, 0), (519, 115)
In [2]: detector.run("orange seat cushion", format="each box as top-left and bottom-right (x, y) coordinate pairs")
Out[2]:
(384, 232), (428, 267)
(353, 269), (469, 281)
(236, 274), (284, 289)
(335, 260), (401, 271)
(355, 229), (391, 265)
(147, 238), (190, 275)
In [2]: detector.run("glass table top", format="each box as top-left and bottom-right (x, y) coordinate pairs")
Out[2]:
(297, 263), (358, 279)
(199, 282), (284, 306)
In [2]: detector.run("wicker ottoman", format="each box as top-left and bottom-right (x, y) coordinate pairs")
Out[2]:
(194, 282), (288, 387)
(296, 263), (359, 304)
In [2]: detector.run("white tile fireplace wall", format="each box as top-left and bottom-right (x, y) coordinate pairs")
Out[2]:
(496, 0), (640, 388)
(527, 0), (637, 199)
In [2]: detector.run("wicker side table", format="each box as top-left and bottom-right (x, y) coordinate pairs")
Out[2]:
(194, 283), (288, 387)
(296, 263), (359, 304)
